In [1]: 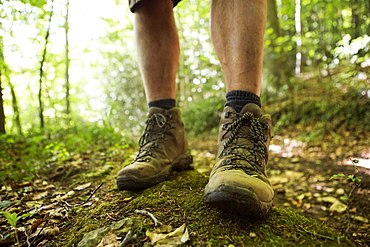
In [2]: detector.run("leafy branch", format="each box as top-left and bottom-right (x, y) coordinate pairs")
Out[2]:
(0, 211), (33, 246)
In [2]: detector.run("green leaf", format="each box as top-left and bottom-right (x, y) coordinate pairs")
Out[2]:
(3, 212), (18, 227)
(329, 174), (346, 180)
(0, 201), (11, 208)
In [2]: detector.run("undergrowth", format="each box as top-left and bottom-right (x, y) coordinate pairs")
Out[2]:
(0, 123), (134, 184)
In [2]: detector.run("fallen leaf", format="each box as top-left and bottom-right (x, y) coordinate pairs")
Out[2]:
(155, 224), (172, 233)
(32, 191), (48, 200)
(351, 215), (369, 223)
(329, 201), (347, 213)
(74, 183), (91, 191)
(31, 219), (44, 232)
(26, 201), (43, 208)
(29, 227), (60, 239)
(120, 197), (133, 202)
(97, 229), (119, 247)
(146, 223), (189, 246)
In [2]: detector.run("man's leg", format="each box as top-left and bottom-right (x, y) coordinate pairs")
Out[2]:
(203, 0), (274, 218)
(117, 0), (192, 190)
(134, 0), (179, 103)
(211, 0), (267, 96)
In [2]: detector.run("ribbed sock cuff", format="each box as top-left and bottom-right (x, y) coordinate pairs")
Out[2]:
(225, 90), (261, 112)
(148, 99), (176, 110)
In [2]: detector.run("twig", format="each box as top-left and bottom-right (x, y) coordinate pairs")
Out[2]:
(30, 218), (49, 246)
(299, 226), (336, 241)
(24, 228), (31, 247)
(134, 210), (162, 227)
(64, 183), (103, 208)
(119, 230), (136, 247)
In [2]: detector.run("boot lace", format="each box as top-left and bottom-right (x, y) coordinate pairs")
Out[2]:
(218, 111), (269, 176)
(134, 113), (173, 163)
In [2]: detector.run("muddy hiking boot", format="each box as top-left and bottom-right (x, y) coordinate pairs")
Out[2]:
(203, 103), (274, 218)
(116, 107), (193, 190)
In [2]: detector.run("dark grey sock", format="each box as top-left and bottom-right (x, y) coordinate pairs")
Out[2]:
(225, 90), (261, 112)
(148, 99), (176, 110)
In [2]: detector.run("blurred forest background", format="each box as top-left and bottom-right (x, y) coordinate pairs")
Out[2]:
(0, 0), (369, 172)
(0, 0), (369, 135)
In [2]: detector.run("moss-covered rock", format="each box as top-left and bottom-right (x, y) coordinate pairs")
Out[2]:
(56, 169), (354, 246)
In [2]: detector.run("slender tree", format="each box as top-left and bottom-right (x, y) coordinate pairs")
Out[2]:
(38, 0), (54, 129)
(0, 79), (5, 134)
(0, 44), (23, 135)
(8, 81), (22, 135)
(265, 0), (294, 89)
(65, 0), (71, 117)
(0, 41), (6, 134)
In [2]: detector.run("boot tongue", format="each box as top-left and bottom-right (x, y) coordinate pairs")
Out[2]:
(148, 107), (167, 117)
(240, 103), (262, 117)
(237, 103), (262, 137)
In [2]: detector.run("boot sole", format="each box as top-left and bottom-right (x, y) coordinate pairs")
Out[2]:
(203, 184), (273, 218)
(116, 151), (193, 190)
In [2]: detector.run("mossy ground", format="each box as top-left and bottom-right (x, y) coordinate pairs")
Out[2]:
(55, 168), (354, 247)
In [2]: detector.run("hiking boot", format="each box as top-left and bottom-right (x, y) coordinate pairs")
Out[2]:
(116, 107), (193, 190)
(203, 103), (274, 218)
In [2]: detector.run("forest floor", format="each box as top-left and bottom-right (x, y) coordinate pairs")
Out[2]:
(189, 129), (370, 246)
(0, 127), (369, 246)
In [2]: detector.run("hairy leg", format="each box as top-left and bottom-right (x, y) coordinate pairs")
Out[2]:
(134, 0), (179, 102)
(211, 0), (267, 96)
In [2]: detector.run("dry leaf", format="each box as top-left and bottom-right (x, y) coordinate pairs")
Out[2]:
(31, 219), (44, 231)
(155, 224), (172, 233)
(121, 197), (133, 202)
(74, 183), (92, 191)
(351, 216), (369, 223)
(32, 191), (49, 200)
(146, 223), (189, 246)
(29, 227), (60, 238)
(97, 229), (119, 247)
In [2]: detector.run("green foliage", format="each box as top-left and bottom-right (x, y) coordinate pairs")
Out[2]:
(0, 211), (32, 228)
(18, 0), (46, 8)
(330, 158), (362, 202)
(0, 123), (134, 184)
(182, 95), (224, 136)
(0, 211), (33, 246)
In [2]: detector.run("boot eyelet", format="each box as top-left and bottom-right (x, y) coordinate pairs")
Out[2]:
(168, 115), (173, 119)
(170, 124), (175, 129)
(222, 124), (227, 130)
(146, 158), (151, 162)
(225, 111), (230, 118)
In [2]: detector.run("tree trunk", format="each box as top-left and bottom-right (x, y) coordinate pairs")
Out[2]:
(9, 81), (22, 135)
(351, 0), (360, 38)
(0, 80), (5, 134)
(65, 0), (71, 116)
(0, 41), (6, 134)
(38, 0), (54, 129)
(265, 0), (294, 90)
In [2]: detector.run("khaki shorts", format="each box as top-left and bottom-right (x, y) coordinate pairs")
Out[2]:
(129, 0), (182, 12)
